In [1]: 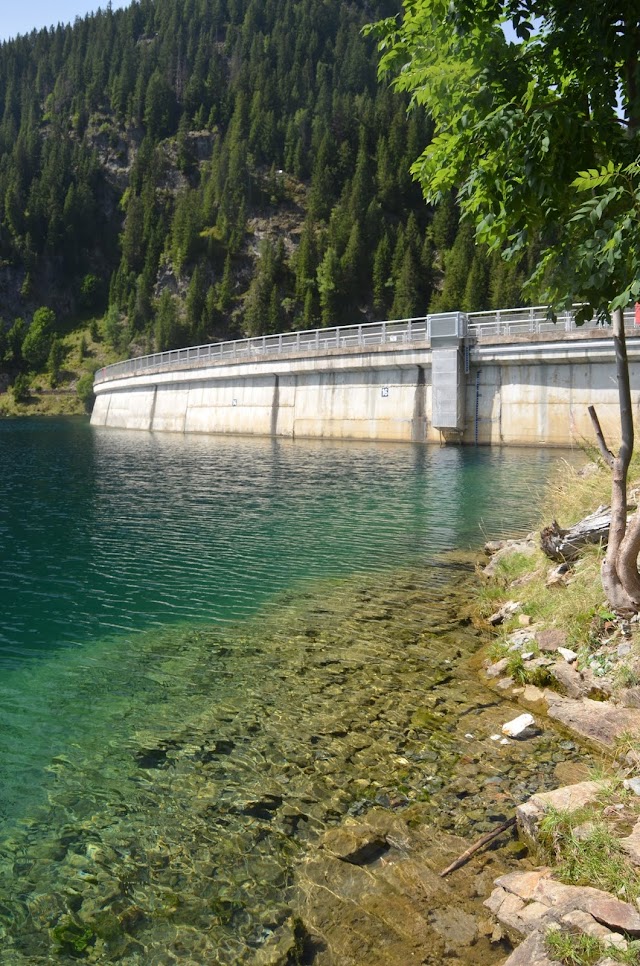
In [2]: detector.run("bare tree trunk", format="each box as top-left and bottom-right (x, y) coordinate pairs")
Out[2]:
(600, 308), (638, 612)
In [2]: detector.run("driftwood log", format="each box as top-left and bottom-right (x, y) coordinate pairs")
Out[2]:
(540, 505), (611, 562)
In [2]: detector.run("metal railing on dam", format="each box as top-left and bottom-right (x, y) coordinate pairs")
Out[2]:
(93, 304), (638, 385)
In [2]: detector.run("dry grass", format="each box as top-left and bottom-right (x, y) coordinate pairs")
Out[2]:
(540, 453), (640, 529)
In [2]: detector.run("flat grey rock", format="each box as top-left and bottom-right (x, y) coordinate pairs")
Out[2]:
(545, 695), (640, 749)
(536, 629), (567, 652)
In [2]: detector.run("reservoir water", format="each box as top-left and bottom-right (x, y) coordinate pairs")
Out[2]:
(0, 418), (588, 963)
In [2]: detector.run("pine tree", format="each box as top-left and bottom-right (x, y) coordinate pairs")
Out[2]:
(144, 68), (177, 140)
(430, 192), (458, 252)
(47, 336), (64, 386)
(154, 288), (180, 351)
(372, 233), (391, 317)
(462, 256), (489, 313)
(316, 246), (340, 327)
(430, 223), (475, 313)
(341, 220), (367, 301)
(217, 253), (234, 312)
(391, 248), (420, 320)
(186, 263), (207, 334)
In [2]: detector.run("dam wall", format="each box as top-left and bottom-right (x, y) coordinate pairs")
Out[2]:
(91, 344), (434, 442)
(91, 315), (640, 447)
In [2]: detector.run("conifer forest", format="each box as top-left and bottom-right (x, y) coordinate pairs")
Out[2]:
(0, 0), (532, 384)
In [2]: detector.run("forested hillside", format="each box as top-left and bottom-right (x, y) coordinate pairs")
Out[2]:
(0, 0), (532, 398)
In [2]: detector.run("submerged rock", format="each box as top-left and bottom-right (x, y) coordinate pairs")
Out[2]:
(320, 824), (389, 865)
(295, 810), (500, 965)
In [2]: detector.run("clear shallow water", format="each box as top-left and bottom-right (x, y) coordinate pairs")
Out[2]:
(0, 418), (586, 962)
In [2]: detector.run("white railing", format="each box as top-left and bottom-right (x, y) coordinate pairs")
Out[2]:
(94, 314), (447, 384)
(93, 305), (638, 385)
(467, 305), (637, 338)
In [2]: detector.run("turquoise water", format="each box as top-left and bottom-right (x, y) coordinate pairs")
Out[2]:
(1, 418), (566, 659)
(0, 418), (583, 962)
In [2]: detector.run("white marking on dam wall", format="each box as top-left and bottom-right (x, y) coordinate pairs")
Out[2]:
(91, 310), (640, 447)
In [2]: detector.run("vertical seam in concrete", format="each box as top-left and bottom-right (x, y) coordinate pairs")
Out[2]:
(270, 374), (280, 436)
(412, 365), (426, 442)
(498, 366), (503, 443)
(149, 385), (158, 431)
(291, 374), (297, 439)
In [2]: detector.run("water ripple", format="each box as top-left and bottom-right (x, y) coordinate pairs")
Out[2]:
(0, 417), (581, 825)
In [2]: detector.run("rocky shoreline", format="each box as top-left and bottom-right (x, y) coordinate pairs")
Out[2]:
(263, 525), (640, 966)
(478, 530), (640, 966)
(0, 558), (605, 965)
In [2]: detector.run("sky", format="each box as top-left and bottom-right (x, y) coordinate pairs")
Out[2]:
(0, 0), (131, 43)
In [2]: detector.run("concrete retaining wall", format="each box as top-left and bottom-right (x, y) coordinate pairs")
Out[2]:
(91, 364), (431, 442)
(91, 331), (640, 446)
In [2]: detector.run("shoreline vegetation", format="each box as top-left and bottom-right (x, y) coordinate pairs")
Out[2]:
(0, 317), (115, 418)
(477, 453), (640, 965)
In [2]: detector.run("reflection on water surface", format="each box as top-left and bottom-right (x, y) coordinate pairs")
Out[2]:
(0, 419), (585, 961)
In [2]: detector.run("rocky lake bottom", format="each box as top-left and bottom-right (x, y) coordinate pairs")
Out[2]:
(0, 556), (599, 964)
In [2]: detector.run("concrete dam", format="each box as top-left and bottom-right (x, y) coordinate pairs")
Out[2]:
(91, 307), (640, 447)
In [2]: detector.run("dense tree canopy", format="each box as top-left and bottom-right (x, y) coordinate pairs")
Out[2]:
(370, 0), (640, 316)
(0, 0), (531, 381)
(370, 1), (640, 611)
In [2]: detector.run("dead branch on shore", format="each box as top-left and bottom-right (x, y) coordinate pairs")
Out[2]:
(540, 506), (612, 562)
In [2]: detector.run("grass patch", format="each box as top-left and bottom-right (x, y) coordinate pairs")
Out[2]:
(539, 455), (637, 529)
(537, 806), (640, 902)
(615, 664), (640, 689)
(506, 651), (528, 684)
(546, 928), (640, 965)
(485, 544), (612, 653)
(487, 639), (510, 661)
(504, 650), (554, 687)
(492, 551), (540, 585)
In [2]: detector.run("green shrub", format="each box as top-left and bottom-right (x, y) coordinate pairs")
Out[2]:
(76, 372), (96, 412)
(11, 373), (30, 403)
(22, 307), (55, 369)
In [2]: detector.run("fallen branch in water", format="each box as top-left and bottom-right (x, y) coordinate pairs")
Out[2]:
(439, 817), (516, 877)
